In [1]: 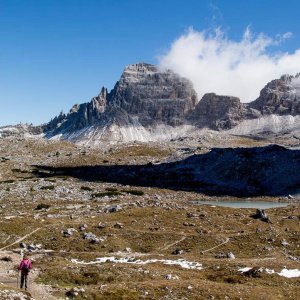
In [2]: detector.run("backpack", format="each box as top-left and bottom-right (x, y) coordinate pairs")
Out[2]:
(22, 262), (30, 273)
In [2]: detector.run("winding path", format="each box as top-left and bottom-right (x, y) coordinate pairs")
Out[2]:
(161, 235), (187, 251)
(0, 251), (57, 300)
(201, 237), (230, 253)
(0, 227), (57, 299)
(0, 228), (41, 251)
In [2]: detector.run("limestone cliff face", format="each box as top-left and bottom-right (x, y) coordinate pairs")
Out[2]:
(250, 74), (300, 115)
(108, 63), (198, 126)
(45, 63), (198, 136)
(188, 93), (259, 130)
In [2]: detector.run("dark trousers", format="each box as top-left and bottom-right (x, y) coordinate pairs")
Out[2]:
(20, 272), (28, 289)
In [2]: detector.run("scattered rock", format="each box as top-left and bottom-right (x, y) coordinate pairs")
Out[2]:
(0, 256), (12, 262)
(281, 239), (289, 247)
(66, 287), (85, 299)
(79, 224), (88, 231)
(20, 242), (27, 248)
(172, 249), (184, 255)
(114, 222), (124, 229)
(165, 274), (179, 280)
(104, 205), (122, 213)
(187, 212), (198, 218)
(27, 243), (43, 252)
(243, 267), (263, 278)
(251, 209), (270, 223)
(215, 252), (235, 259)
(62, 228), (77, 237)
(98, 222), (106, 229)
(183, 222), (195, 226)
(198, 210), (207, 219)
(83, 232), (105, 244)
(0, 289), (32, 300)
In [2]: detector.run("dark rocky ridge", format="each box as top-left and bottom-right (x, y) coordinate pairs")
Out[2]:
(34, 145), (300, 196)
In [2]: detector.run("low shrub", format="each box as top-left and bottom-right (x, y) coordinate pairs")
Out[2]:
(92, 191), (121, 198)
(40, 185), (55, 190)
(0, 180), (15, 184)
(105, 187), (118, 192)
(0, 256), (12, 262)
(36, 203), (51, 210)
(81, 186), (93, 191)
(122, 189), (144, 196)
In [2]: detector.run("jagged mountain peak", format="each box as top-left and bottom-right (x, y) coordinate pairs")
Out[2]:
(250, 72), (300, 115)
(43, 62), (198, 143)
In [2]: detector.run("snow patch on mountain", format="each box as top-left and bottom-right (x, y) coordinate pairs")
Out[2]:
(229, 115), (300, 135)
(49, 122), (198, 146)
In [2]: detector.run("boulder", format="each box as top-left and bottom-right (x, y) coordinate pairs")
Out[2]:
(251, 209), (270, 223)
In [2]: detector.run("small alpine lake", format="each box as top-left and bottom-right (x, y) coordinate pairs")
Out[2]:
(192, 200), (290, 209)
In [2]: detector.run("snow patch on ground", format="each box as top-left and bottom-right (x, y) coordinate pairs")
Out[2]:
(278, 268), (300, 278)
(71, 257), (203, 270)
(238, 267), (252, 272)
(238, 267), (300, 278)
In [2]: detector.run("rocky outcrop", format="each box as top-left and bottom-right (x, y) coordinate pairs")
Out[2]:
(189, 93), (259, 130)
(250, 74), (300, 115)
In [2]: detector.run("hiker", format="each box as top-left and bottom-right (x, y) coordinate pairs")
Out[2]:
(18, 254), (32, 290)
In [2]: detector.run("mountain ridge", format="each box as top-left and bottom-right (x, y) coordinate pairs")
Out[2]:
(1, 63), (300, 145)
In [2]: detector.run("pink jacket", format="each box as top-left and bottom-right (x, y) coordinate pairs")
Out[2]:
(18, 259), (32, 273)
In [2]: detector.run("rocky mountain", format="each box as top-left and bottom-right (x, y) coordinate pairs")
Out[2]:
(1, 63), (300, 145)
(230, 74), (300, 136)
(42, 63), (200, 144)
(45, 63), (197, 131)
(43, 62), (260, 144)
(189, 93), (259, 130)
(0, 124), (43, 138)
(250, 74), (300, 115)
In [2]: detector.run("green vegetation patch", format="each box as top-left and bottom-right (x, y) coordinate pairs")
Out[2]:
(35, 203), (51, 210)
(121, 189), (144, 196)
(0, 179), (15, 184)
(81, 186), (93, 191)
(92, 191), (121, 198)
(11, 168), (28, 173)
(105, 187), (119, 192)
(40, 185), (55, 190)
(39, 267), (117, 286)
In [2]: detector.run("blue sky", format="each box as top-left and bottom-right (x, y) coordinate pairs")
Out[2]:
(1, 0), (300, 126)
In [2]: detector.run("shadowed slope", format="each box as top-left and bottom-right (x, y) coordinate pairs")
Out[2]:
(33, 145), (300, 197)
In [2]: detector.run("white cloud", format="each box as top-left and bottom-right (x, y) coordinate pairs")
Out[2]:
(158, 28), (300, 102)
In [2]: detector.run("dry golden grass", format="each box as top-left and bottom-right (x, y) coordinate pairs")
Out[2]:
(1, 137), (300, 299)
